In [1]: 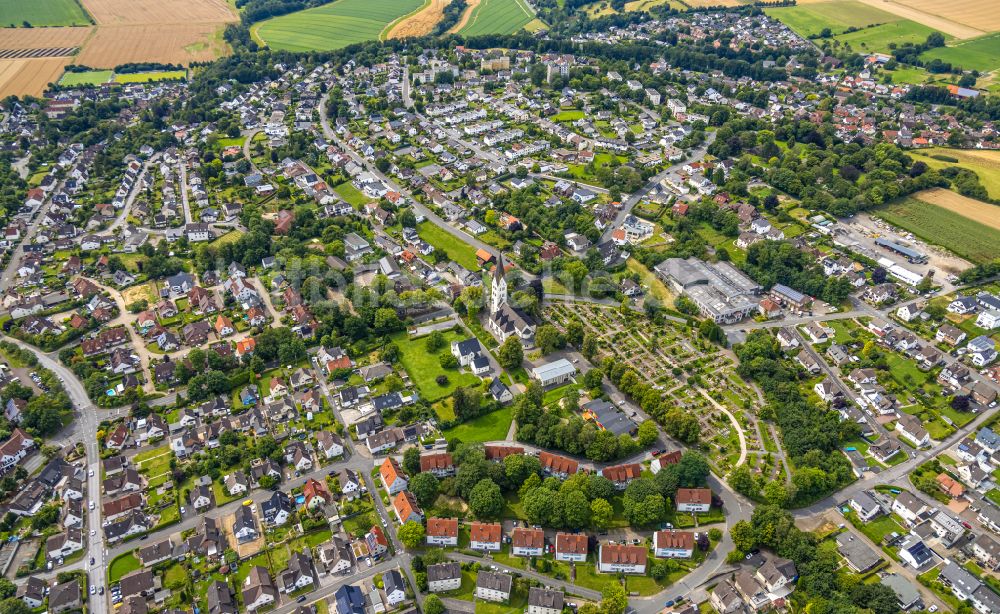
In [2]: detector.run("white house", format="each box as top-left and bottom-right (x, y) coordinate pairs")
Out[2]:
(653, 531), (694, 559)
(598, 544), (646, 574)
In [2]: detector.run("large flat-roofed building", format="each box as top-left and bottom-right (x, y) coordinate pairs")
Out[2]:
(654, 257), (761, 324)
(531, 359), (576, 387)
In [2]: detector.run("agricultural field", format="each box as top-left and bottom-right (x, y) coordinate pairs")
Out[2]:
(852, 0), (986, 39)
(908, 148), (1000, 199)
(458, 0), (536, 36)
(880, 0), (997, 36)
(765, 1), (902, 38)
(386, 0), (446, 39)
(913, 188), (1000, 231)
(74, 24), (230, 66)
(253, 0), (424, 51)
(876, 195), (1000, 264)
(80, 0), (235, 25)
(0, 26), (91, 49)
(0, 0), (91, 27)
(833, 19), (943, 52)
(0, 58), (68, 97)
(922, 32), (1000, 73)
(58, 69), (113, 86)
(448, 0), (480, 32)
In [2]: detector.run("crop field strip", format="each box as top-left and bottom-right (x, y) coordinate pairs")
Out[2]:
(0, 0), (92, 27)
(0, 57), (68, 97)
(254, 0), (425, 51)
(0, 47), (78, 59)
(764, 0), (903, 38)
(386, 0), (448, 40)
(877, 194), (1000, 265)
(458, 0), (535, 36)
(852, 0), (985, 39)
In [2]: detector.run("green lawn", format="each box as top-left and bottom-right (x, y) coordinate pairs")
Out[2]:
(0, 0), (91, 26)
(108, 552), (141, 583)
(59, 70), (113, 87)
(417, 222), (480, 271)
(551, 110), (584, 122)
(253, 0), (425, 51)
(114, 71), (187, 84)
(391, 329), (480, 402)
(442, 407), (513, 443)
(334, 181), (370, 208)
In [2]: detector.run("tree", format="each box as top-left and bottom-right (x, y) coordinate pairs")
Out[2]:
(730, 519), (755, 552)
(0, 580), (14, 600)
(600, 583), (628, 614)
(423, 595), (446, 614)
(0, 599), (30, 614)
(676, 452), (710, 487)
(497, 336), (523, 369)
(504, 453), (541, 485)
(398, 521), (425, 549)
(563, 490), (590, 528)
(763, 480), (789, 507)
(426, 330), (446, 352)
(402, 447), (421, 476)
(637, 420), (659, 447)
(535, 325), (563, 354)
(590, 498), (613, 530)
(409, 473), (440, 508)
(469, 479), (504, 519)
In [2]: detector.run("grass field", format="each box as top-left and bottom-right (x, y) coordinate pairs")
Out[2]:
(108, 552), (141, 582)
(0, 0), (91, 27)
(458, 0), (535, 36)
(908, 148), (1000, 199)
(254, 0), (424, 51)
(114, 70), (187, 83)
(765, 1), (900, 38)
(834, 19), (944, 52)
(922, 32), (1000, 73)
(59, 70), (113, 86)
(876, 197), (1000, 264)
(391, 329), (480, 402)
(442, 407), (513, 442)
(417, 222), (480, 271)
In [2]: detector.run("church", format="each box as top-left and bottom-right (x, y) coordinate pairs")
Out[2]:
(487, 253), (536, 345)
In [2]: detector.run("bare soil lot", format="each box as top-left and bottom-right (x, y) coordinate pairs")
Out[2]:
(914, 187), (1000, 231)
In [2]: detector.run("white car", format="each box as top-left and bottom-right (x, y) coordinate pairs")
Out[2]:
(88, 470), (94, 477)
(89, 501), (95, 510)
(90, 586), (96, 595)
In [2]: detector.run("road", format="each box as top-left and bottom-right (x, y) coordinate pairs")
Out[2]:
(107, 159), (154, 233)
(600, 132), (716, 244)
(178, 161), (193, 225)
(0, 335), (107, 614)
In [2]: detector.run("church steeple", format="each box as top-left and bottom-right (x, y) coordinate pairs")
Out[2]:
(490, 253), (507, 315)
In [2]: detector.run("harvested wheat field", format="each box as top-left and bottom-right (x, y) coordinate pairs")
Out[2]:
(387, 0), (449, 39)
(0, 27), (92, 50)
(448, 0), (480, 33)
(0, 58), (68, 97)
(81, 0), (237, 25)
(915, 188), (1000, 231)
(75, 24), (229, 66)
(853, 0), (985, 39)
